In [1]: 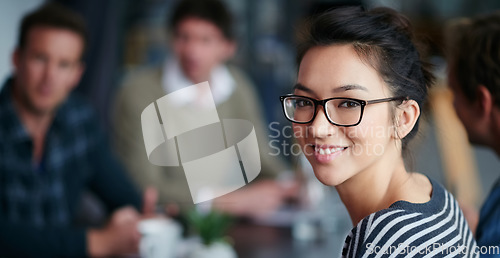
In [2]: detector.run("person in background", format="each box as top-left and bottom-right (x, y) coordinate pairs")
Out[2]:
(446, 11), (500, 254)
(0, 3), (157, 257)
(114, 0), (296, 218)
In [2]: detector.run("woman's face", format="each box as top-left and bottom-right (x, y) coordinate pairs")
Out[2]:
(294, 44), (399, 186)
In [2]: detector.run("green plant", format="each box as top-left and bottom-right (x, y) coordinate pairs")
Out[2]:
(187, 209), (234, 246)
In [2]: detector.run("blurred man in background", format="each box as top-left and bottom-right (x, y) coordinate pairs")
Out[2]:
(0, 3), (156, 256)
(446, 11), (500, 252)
(114, 0), (296, 218)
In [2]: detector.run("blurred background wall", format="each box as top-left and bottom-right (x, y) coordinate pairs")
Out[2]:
(0, 0), (44, 83)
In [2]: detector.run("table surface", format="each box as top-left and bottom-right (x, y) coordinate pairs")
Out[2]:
(228, 216), (351, 258)
(224, 180), (353, 258)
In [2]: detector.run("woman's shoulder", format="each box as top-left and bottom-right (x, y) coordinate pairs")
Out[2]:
(343, 178), (477, 257)
(356, 178), (452, 238)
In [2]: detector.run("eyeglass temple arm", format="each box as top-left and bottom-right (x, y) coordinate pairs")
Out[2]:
(366, 96), (408, 105)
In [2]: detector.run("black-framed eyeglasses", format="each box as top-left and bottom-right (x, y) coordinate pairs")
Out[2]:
(279, 95), (409, 127)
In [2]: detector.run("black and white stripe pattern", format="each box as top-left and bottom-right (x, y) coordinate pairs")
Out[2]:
(342, 178), (478, 258)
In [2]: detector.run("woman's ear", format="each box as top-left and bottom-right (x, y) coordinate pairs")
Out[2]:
(394, 99), (420, 140)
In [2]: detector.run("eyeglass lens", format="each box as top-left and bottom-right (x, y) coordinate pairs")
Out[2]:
(283, 96), (362, 125)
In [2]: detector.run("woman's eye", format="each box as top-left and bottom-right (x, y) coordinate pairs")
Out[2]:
(338, 100), (360, 108)
(296, 99), (313, 107)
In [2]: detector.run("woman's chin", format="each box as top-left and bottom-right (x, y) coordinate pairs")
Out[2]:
(312, 167), (350, 187)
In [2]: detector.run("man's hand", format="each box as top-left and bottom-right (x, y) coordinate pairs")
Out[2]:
(87, 206), (141, 257)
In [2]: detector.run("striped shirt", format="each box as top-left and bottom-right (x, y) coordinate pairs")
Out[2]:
(342, 178), (478, 258)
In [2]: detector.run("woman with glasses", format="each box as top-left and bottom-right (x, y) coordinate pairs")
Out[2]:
(281, 7), (478, 257)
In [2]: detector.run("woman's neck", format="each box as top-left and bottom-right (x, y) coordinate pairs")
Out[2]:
(334, 142), (432, 226)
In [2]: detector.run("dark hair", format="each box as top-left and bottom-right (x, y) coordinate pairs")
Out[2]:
(297, 6), (434, 149)
(169, 0), (234, 40)
(446, 11), (500, 107)
(18, 3), (87, 57)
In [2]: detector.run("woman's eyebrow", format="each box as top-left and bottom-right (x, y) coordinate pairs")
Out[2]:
(293, 83), (368, 93)
(293, 83), (314, 93)
(332, 84), (369, 92)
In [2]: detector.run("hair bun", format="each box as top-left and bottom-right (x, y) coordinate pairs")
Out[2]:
(369, 7), (414, 40)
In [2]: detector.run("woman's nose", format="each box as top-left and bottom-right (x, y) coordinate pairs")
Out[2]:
(308, 106), (335, 138)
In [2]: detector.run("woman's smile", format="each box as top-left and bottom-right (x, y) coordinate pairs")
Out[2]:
(310, 144), (348, 163)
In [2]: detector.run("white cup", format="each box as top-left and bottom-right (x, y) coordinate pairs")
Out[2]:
(138, 217), (182, 258)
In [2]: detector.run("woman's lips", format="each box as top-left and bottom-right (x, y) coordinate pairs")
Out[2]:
(312, 144), (348, 163)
